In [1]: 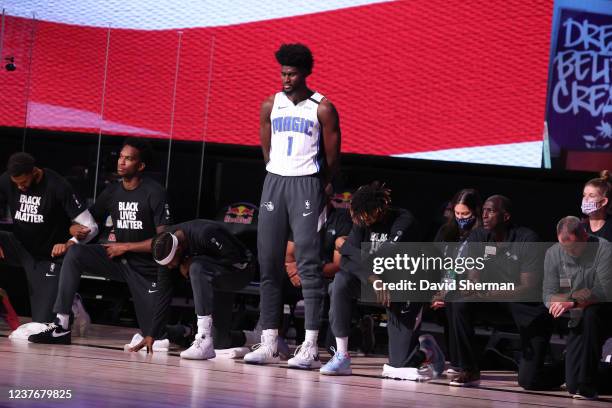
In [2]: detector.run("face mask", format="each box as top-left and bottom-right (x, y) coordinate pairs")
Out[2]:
(581, 199), (601, 215)
(456, 216), (476, 230)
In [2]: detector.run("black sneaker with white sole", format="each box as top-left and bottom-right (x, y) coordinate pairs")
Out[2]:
(28, 322), (71, 345)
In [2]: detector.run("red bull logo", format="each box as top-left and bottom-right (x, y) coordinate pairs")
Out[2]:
(331, 191), (352, 209)
(224, 204), (255, 225)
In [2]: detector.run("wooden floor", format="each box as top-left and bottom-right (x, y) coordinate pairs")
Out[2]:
(0, 321), (610, 408)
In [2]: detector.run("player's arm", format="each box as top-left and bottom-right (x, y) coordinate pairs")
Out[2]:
(52, 180), (99, 257)
(318, 99), (341, 184)
(259, 96), (275, 164)
(104, 183), (170, 259)
(68, 210), (99, 243)
(322, 236), (347, 278)
(285, 241), (300, 287)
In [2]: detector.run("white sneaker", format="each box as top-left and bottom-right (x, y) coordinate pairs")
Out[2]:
(243, 333), (280, 364)
(382, 364), (432, 381)
(180, 336), (215, 360)
(287, 340), (321, 369)
(124, 333), (170, 352)
(72, 293), (91, 337)
(225, 347), (251, 359)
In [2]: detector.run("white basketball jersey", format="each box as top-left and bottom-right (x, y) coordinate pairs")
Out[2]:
(266, 91), (324, 176)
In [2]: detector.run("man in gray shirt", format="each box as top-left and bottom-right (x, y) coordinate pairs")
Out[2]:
(543, 216), (612, 400)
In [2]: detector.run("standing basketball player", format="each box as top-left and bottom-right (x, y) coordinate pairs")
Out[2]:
(244, 43), (341, 369)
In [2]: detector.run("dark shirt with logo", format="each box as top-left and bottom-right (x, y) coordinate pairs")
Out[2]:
(340, 208), (419, 281)
(321, 208), (353, 264)
(466, 225), (542, 286)
(91, 178), (171, 274)
(0, 169), (84, 259)
(167, 219), (252, 267)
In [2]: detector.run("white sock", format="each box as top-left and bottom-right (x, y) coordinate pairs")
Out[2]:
(305, 330), (318, 344)
(56, 313), (70, 330)
(262, 329), (278, 350)
(262, 328), (278, 338)
(336, 337), (349, 355)
(197, 315), (213, 338)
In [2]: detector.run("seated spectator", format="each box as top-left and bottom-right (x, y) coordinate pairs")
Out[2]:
(543, 216), (612, 400)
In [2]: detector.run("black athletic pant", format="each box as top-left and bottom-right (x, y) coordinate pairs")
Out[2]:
(448, 301), (563, 390)
(258, 173), (325, 330)
(188, 255), (254, 348)
(330, 260), (426, 367)
(0, 231), (60, 322)
(53, 244), (165, 337)
(565, 303), (612, 396)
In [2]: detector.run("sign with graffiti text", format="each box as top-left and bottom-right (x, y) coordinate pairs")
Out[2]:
(547, 8), (612, 151)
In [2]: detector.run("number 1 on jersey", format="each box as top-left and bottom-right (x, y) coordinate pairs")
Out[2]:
(287, 136), (294, 156)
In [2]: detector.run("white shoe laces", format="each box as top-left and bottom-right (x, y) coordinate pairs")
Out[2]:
(293, 341), (316, 360)
(191, 336), (204, 349)
(250, 335), (277, 354)
(45, 323), (60, 332)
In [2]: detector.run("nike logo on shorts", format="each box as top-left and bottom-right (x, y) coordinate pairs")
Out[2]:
(45, 273), (56, 277)
(148, 290), (158, 294)
(303, 212), (313, 216)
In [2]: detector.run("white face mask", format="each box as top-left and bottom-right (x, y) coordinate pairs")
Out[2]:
(581, 199), (601, 215)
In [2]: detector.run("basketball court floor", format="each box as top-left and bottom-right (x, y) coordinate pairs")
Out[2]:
(1, 320), (610, 407)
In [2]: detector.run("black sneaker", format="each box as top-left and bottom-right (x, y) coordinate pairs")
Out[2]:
(28, 322), (71, 345)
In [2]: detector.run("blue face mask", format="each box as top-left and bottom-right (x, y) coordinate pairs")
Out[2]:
(456, 216), (476, 230)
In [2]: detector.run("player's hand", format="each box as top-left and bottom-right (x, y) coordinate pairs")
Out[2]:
(0, 245), (4, 259)
(103, 243), (130, 258)
(70, 224), (91, 240)
(129, 336), (154, 353)
(368, 275), (390, 307)
(179, 257), (193, 279)
(549, 301), (574, 318)
(286, 262), (301, 287)
(334, 236), (346, 251)
(431, 300), (445, 310)
(51, 243), (68, 258)
(570, 288), (592, 304)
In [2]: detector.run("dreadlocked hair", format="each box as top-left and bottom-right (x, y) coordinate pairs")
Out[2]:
(350, 181), (392, 220)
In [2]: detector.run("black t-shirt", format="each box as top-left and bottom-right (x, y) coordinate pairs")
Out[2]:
(321, 208), (352, 264)
(340, 208), (418, 280)
(467, 225), (542, 286)
(91, 178), (171, 273)
(585, 216), (612, 241)
(0, 169), (85, 259)
(168, 219), (251, 267)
